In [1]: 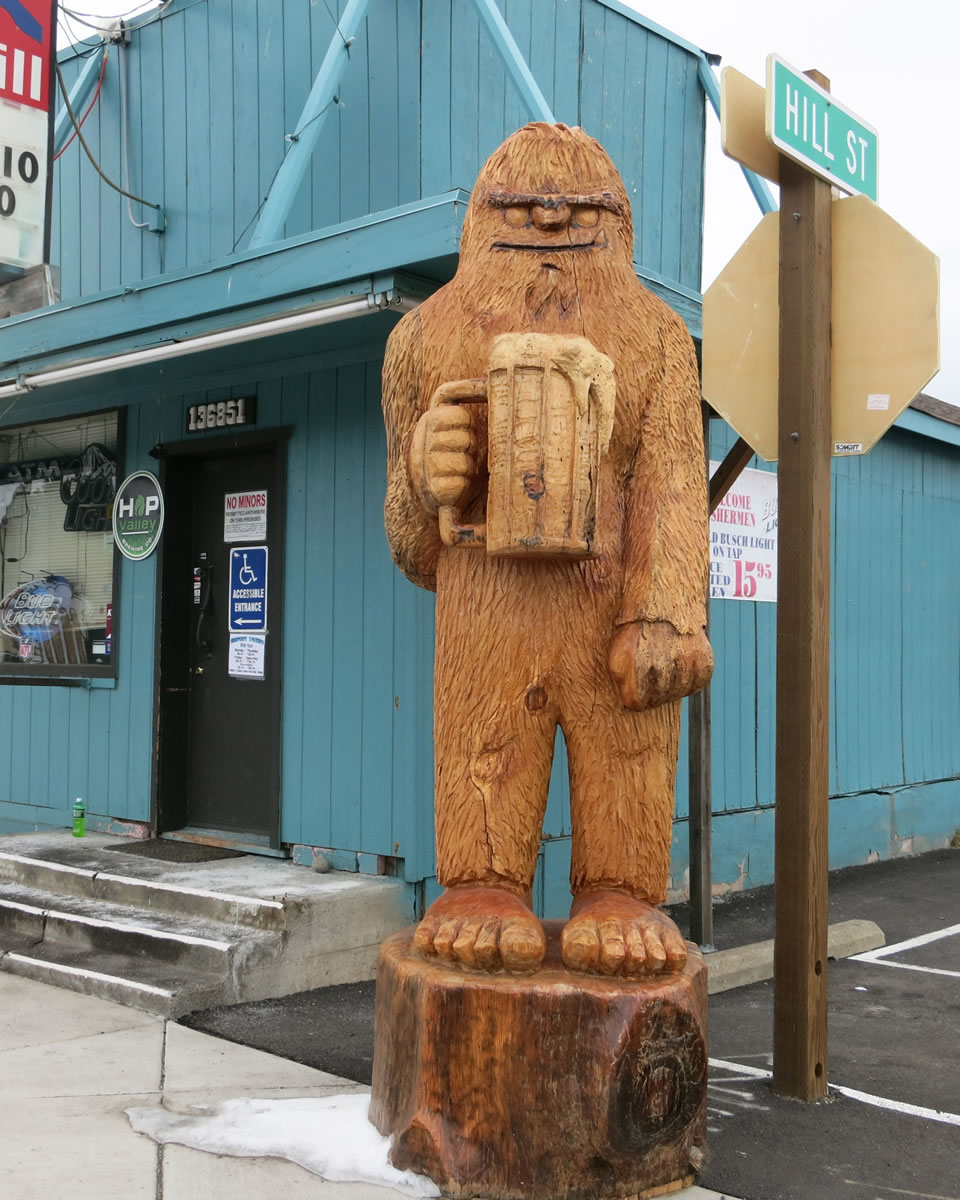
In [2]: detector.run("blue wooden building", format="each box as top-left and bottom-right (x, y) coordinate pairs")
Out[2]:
(0, 0), (955, 915)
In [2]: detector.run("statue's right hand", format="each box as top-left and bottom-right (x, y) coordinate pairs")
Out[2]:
(409, 405), (479, 513)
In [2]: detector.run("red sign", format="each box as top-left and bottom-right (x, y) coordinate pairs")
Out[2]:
(0, 0), (55, 111)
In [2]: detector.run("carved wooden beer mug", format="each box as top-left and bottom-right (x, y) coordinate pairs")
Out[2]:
(427, 332), (615, 557)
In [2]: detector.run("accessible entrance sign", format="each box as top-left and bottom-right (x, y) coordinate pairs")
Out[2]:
(766, 55), (878, 199)
(228, 546), (267, 633)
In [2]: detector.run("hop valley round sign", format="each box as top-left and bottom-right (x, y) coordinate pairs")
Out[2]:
(113, 471), (164, 560)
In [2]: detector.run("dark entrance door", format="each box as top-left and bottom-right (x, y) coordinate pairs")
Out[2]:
(156, 440), (284, 845)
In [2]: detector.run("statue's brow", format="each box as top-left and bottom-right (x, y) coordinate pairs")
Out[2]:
(486, 190), (623, 214)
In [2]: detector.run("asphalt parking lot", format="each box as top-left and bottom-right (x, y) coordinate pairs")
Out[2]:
(182, 848), (960, 1200)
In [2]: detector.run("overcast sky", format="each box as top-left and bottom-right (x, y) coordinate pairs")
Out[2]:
(58, 0), (956, 404)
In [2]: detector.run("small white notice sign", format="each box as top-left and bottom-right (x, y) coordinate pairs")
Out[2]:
(867, 393), (890, 411)
(228, 633), (266, 679)
(224, 490), (267, 542)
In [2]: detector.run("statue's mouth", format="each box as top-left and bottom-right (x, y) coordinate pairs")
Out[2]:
(491, 232), (608, 253)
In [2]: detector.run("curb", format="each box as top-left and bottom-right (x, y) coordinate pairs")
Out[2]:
(705, 918), (885, 994)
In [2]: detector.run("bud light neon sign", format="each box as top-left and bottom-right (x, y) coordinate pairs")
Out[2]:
(0, 574), (72, 643)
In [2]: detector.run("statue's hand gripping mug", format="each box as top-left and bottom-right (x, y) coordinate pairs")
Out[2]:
(430, 332), (615, 559)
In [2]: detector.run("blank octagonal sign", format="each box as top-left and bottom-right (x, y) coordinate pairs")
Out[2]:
(702, 195), (940, 461)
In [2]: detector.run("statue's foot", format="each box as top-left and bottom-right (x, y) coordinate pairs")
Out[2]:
(414, 884), (546, 974)
(561, 888), (688, 976)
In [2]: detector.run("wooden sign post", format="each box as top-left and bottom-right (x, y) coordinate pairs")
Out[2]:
(773, 71), (832, 1099)
(705, 55), (938, 1102)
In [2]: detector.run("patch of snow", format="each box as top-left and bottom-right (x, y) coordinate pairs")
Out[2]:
(126, 1093), (440, 1196)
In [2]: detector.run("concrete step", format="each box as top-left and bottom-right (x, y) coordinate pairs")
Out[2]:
(0, 847), (286, 930)
(0, 831), (413, 1016)
(0, 879), (280, 977)
(0, 941), (229, 1017)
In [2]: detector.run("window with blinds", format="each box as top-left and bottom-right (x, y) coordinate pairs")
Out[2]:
(0, 410), (120, 678)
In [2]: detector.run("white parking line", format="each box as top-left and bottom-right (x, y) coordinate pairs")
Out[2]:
(708, 1058), (960, 1127)
(850, 922), (960, 978)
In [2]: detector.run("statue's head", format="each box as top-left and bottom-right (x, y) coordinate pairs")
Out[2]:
(459, 123), (635, 270)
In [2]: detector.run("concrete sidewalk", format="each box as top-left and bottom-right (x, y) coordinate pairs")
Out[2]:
(0, 971), (741, 1200)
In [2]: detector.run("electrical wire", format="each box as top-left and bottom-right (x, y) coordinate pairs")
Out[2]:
(60, 1), (171, 29)
(55, 61), (161, 213)
(54, 48), (108, 161)
(320, 0), (352, 52)
(231, 95), (339, 251)
(56, 9), (105, 57)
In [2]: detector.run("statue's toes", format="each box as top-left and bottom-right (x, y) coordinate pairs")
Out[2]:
(414, 915), (441, 957)
(499, 917), (546, 973)
(623, 923), (648, 975)
(471, 917), (503, 970)
(432, 917), (466, 961)
(452, 917), (488, 968)
(561, 918), (600, 973)
(661, 923), (688, 971)
(597, 918), (627, 975)
(641, 924), (668, 972)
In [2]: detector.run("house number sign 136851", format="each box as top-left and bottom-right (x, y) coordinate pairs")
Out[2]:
(186, 397), (257, 433)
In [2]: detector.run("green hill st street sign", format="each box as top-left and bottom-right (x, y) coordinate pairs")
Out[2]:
(766, 54), (878, 200)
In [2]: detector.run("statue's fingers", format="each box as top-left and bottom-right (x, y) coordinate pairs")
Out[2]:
(429, 451), (473, 478)
(692, 640), (715, 692)
(429, 475), (470, 507)
(635, 662), (667, 710)
(430, 405), (474, 432)
(430, 427), (476, 454)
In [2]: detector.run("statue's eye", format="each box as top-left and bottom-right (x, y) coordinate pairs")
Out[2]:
(503, 206), (529, 227)
(574, 206), (599, 227)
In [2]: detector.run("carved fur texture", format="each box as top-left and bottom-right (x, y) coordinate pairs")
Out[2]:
(382, 123), (711, 907)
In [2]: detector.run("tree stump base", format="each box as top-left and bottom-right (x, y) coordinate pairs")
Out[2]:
(369, 922), (707, 1200)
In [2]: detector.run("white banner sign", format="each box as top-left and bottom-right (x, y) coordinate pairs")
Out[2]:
(709, 462), (779, 602)
(0, 0), (55, 271)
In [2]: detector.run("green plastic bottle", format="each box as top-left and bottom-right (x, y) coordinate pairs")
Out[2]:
(72, 797), (86, 838)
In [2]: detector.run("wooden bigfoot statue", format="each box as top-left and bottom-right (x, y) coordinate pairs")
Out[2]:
(383, 122), (712, 979)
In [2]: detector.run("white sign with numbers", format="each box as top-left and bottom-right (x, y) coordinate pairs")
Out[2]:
(186, 396), (256, 433)
(709, 462), (779, 602)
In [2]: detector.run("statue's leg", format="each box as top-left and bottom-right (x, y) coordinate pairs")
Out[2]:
(560, 696), (689, 975)
(418, 559), (556, 973)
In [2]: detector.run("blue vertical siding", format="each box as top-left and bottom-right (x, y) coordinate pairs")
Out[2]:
(23, 0), (956, 897)
(683, 419), (960, 895)
(53, 0), (705, 299)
